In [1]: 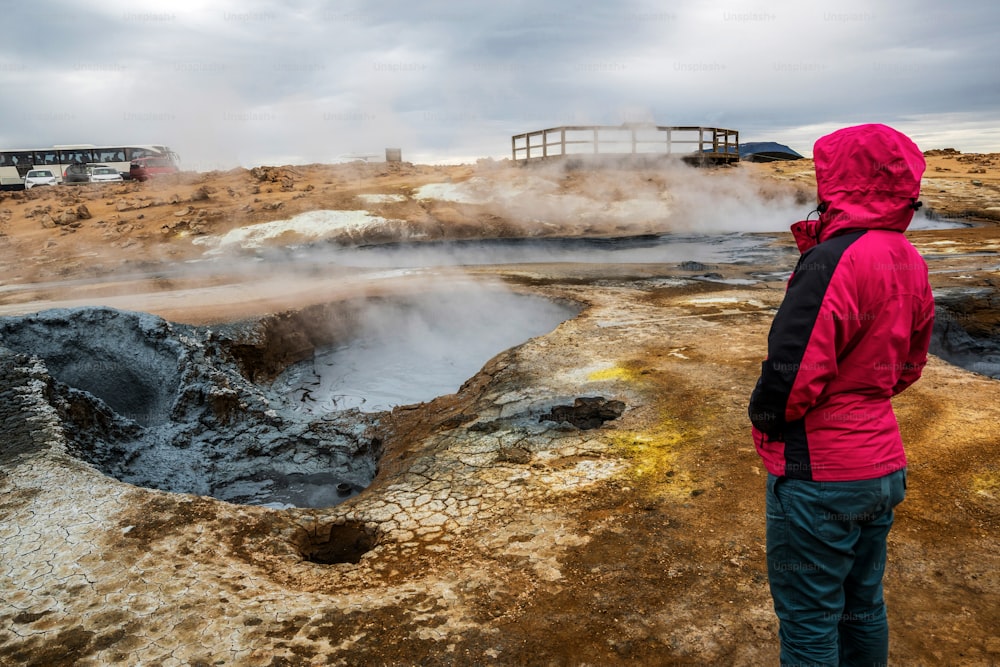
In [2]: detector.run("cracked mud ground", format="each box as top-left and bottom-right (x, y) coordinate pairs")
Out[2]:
(1, 157), (999, 665)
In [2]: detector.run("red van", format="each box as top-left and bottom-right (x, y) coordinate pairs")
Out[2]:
(129, 156), (178, 181)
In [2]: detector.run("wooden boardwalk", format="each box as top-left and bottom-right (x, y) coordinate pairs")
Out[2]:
(511, 124), (739, 165)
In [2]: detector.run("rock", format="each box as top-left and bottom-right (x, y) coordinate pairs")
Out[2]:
(539, 396), (626, 429)
(191, 186), (212, 201)
(680, 261), (708, 271)
(57, 211), (78, 225)
(25, 205), (51, 219)
(175, 206), (194, 217)
(75, 204), (92, 220)
(250, 166), (294, 184)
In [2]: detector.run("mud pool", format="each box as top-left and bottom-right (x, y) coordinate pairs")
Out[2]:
(0, 286), (577, 509)
(931, 286), (1000, 379)
(272, 289), (578, 413)
(324, 233), (781, 268)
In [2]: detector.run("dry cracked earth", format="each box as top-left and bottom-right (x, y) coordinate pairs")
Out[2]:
(1, 153), (999, 666)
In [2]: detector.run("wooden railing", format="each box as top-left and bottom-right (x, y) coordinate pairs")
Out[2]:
(511, 124), (739, 164)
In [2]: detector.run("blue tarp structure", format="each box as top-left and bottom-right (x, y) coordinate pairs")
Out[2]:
(739, 141), (804, 162)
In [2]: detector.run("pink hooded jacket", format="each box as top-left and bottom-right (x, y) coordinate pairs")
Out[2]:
(748, 124), (935, 481)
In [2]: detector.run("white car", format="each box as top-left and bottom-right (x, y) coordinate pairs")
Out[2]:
(89, 166), (124, 183)
(24, 169), (58, 189)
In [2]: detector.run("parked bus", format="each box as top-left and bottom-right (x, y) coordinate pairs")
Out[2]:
(0, 144), (179, 189)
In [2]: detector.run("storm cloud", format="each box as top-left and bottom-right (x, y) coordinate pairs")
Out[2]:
(1, 0), (998, 168)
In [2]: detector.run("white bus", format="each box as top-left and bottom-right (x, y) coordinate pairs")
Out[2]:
(0, 144), (180, 188)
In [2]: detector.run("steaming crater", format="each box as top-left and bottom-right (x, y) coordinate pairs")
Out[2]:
(0, 309), (183, 427)
(0, 287), (577, 508)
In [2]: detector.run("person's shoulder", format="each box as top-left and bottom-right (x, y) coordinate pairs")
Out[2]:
(848, 229), (923, 258)
(806, 230), (868, 264)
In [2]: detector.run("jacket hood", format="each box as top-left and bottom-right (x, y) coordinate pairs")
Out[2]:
(791, 124), (925, 252)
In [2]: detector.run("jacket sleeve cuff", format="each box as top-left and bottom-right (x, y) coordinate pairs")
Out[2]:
(749, 378), (787, 439)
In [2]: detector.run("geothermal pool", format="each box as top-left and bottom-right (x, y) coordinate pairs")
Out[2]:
(285, 232), (784, 269)
(271, 289), (578, 413)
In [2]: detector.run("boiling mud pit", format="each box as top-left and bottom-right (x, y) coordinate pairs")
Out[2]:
(273, 288), (577, 413)
(0, 286), (577, 508)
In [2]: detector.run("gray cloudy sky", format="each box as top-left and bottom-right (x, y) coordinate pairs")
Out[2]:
(1, 0), (998, 169)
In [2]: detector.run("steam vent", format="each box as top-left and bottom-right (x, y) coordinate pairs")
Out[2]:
(2, 156), (999, 665)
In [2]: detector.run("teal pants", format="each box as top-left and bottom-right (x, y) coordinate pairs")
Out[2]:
(766, 469), (907, 667)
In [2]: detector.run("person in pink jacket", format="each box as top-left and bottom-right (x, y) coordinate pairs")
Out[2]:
(748, 123), (935, 666)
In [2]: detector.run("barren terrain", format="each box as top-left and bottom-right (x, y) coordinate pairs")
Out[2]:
(1, 151), (999, 666)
